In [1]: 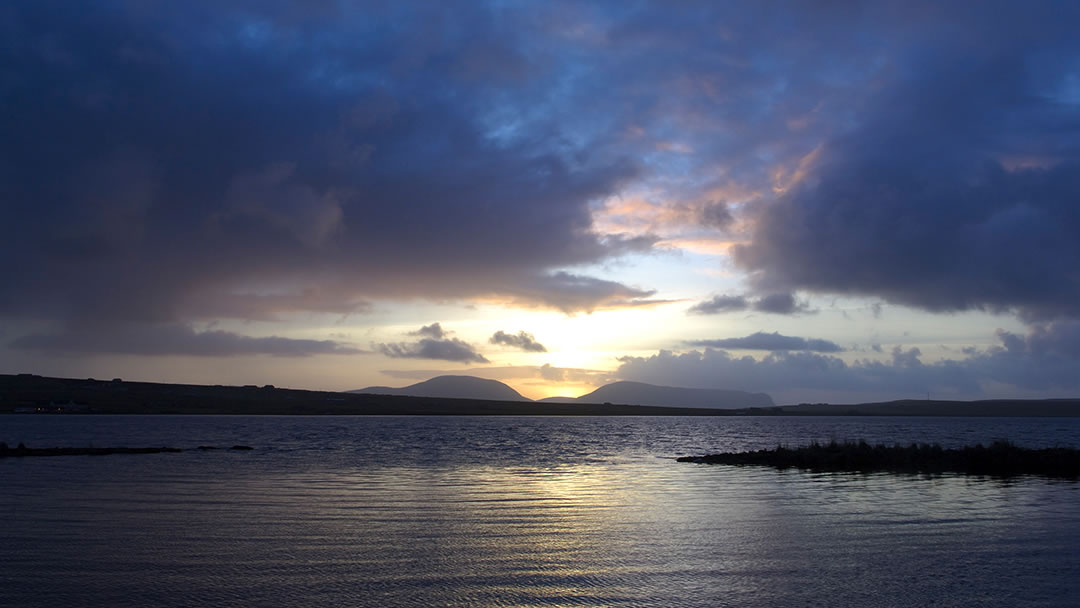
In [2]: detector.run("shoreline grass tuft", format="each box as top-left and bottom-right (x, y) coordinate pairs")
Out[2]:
(677, 439), (1080, 478)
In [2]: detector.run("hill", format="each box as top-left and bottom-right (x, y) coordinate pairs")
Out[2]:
(3, 373), (1076, 417)
(0, 374), (736, 416)
(354, 377), (774, 410)
(350, 375), (529, 402)
(576, 381), (775, 409)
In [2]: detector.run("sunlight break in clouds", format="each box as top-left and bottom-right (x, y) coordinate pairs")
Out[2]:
(2, 1), (1079, 403)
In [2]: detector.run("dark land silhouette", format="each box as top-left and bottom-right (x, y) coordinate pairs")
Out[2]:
(0, 374), (737, 416)
(353, 376), (772, 409)
(0, 443), (253, 458)
(573, 380), (774, 409)
(2, 373), (1079, 416)
(350, 375), (529, 401)
(678, 440), (1080, 477)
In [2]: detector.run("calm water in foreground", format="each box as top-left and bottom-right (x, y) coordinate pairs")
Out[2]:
(2, 415), (1079, 607)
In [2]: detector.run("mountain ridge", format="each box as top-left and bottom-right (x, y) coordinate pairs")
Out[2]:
(353, 375), (773, 409)
(350, 375), (529, 402)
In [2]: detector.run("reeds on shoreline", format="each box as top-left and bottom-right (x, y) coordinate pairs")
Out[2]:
(677, 439), (1080, 478)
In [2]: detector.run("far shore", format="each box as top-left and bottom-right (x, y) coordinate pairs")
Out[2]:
(0, 443), (252, 458)
(3, 374), (1079, 417)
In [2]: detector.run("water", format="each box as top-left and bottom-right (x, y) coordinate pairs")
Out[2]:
(2, 416), (1079, 607)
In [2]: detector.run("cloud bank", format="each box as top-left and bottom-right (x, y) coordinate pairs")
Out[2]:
(619, 322), (1080, 403)
(11, 323), (363, 357)
(689, 332), (843, 353)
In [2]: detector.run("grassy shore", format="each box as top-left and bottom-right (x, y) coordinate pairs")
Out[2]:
(678, 440), (1080, 478)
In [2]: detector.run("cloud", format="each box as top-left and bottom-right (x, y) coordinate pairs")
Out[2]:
(730, 4), (1080, 320)
(618, 322), (1080, 403)
(688, 293), (812, 315)
(489, 330), (547, 352)
(380, 364), (612, 385)
(688, 295), (748, 314)
(6, 0), (1080, 375)
(376, 324), (488, 363)
(753, 293), (812, 315)
(689, 331), (843, 353)
(698, 201), (735, 229)
(375, 339), (489, 364)
(503, 271), (670, 313)
(1, 0), (662, 348)
(615, 347), (971, 402)
(978, 321), (1080, 390)
(536, 363), (613, 385)
(412, 323), (447, 339)
(10, 323), (364, 357)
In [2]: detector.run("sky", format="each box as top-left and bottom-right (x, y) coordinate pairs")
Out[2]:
(2, 0), (1080, 403)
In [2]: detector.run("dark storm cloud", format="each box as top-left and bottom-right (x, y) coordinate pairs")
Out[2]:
(490, 330), (547, 353)
(731, 2), (1080, 320)
(689, 332), (843, 353)
(376, 325), (488, 363)
(688, 293), (811, 315)
(0, 0), (657, 353)
(753, 293), (812, 315)
(10, 323), (364, 357)
(977, 321), (1080, 390)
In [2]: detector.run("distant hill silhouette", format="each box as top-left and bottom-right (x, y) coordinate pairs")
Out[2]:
(576, 381), (774, 409)
(353, 377), (773, 409)
(350, 375), (529, 401)
(2, 374), (1076, 416)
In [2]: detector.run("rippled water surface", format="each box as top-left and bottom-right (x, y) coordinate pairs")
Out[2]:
(3, 416), (1079, 607)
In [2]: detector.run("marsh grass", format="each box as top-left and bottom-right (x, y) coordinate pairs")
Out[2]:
(678, 439), (1080, 478)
